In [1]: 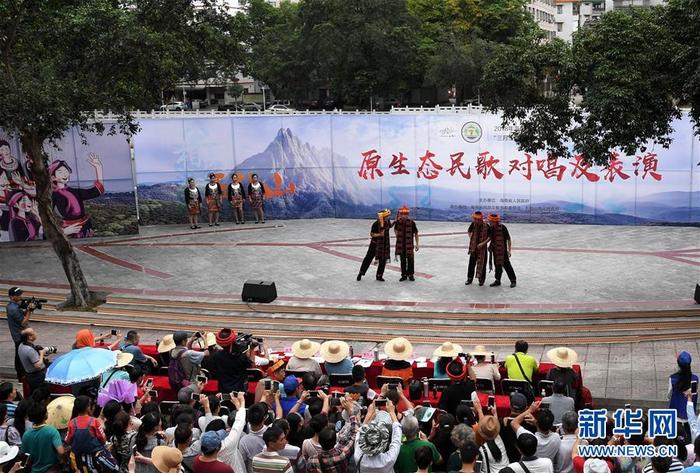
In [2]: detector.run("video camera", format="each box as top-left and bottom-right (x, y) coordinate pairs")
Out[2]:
(19, 297), (47, 310)
(234, 333), (263, 352)
(35, 345), (58, 355)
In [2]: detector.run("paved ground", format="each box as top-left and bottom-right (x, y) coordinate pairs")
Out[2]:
(0, 320), (696, 404)
(0, 219), (699, 403)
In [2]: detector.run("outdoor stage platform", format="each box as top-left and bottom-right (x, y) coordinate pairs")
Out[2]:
(0, 218), (698, 344)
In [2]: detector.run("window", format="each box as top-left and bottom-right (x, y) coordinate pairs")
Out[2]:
(557, 4), (563, 14)
(573, 3), (580, 14)
(557, 22), (563, 31)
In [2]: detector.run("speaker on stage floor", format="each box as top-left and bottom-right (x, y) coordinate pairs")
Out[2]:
(242, 280), (277, 303)
(695, 284), (700, 304)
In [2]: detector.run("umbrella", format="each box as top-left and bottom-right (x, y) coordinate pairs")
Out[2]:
(46, 347), (117, 385)
(47, 395), (75, 430)
(97, 379), (137, 407)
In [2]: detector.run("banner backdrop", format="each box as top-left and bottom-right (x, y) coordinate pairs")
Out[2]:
(0, 128), (138, 243)
(135, 112), (700, 226)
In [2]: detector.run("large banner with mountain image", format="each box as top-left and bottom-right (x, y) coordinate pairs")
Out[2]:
(0, 128), (138, 243)
(135, 113), (700, 226)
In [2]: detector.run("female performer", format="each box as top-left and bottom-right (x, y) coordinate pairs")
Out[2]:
(228, 173), (246, 224)
(50, 153), (104, 238)
(184, 178), (201, 229)
(247, 173), (266, 224)
(204, 173), (223, 227)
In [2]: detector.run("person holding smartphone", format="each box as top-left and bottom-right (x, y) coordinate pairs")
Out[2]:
(509, 401), (557, 473)
(353, 399), (402, 473)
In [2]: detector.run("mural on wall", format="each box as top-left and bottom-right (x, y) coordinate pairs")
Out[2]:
(134, 113), (700, 226)
(0, 129), (138, 243)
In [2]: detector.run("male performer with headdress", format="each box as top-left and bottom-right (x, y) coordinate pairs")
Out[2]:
(487, 213), (516, 287)
(357, 209), (392, 282)
(394, 206), (419, 281)
(466, 211), (489, 286)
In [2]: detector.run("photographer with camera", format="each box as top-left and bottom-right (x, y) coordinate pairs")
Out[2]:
(214, 329), (258, 394)
(17, 328), (55, 391)
(6, 287), (36, 382)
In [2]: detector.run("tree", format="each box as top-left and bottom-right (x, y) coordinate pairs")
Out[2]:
(0, 0), (245, 307)
(481, 5), (686, 165)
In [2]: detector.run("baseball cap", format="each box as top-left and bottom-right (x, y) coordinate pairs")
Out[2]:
(283, 375), (299, 392)
(510, 392), (528, 411)
(200, 430), (226, 454)
(8, 287), (22, 297)
(678, 351), (692, 367)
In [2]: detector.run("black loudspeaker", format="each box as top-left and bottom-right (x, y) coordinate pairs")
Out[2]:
(242, 280), (277, 303)
(695, 284), (700, 304)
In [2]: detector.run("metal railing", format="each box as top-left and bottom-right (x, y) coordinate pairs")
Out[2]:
(91, 104), (487, 120)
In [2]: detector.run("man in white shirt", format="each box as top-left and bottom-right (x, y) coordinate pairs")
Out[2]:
(217, 393), (248, 473)
(353, 400), (402, 473)
(557, 412), (579, 473)
(506, 432), (554, 473)
(512, 401), (560, 472)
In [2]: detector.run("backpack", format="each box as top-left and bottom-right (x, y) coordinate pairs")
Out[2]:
(68, 418), (119, 473)
(169, 348), (190, 391)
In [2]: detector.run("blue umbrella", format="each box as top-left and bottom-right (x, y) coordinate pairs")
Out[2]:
(46, 347), (117, 385)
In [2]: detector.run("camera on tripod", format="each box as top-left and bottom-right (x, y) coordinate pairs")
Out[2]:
(19, 296), (47, 310)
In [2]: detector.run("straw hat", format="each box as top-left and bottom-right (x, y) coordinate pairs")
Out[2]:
(547, 347), (578, 368)
(384, 337), (413, 361)
(0, 441), (19, 465)
(291, 339), (320, 359)
(479, 415), (501, 441)
(115, 351), (134, 368)
(47, 395), (75, 430)
(151, 446), (183, 473)
(158, 334), (176, 354)
(433, 341), (462, 358)
(471, 345), (490, 357)
(320, 340), (350, 363)
(193, 332), (217, 350)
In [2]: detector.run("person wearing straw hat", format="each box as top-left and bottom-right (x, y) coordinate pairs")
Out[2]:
(357, 209), (393, 282)
(476, 411), (509, 473)
(471, 345), (501, 387)
(466, 211), (490, 286)
(100, 351), (134, 389)
(320, 340), (353, 376)
(487, 214), (516, 288)
(545, 347), (580, 400)
(394, 206), (419, 282)
(152, 446), (184, 473)
(433, 342), (463, 379)
(286, 339), (322, 379)
(382, 338), (414, 384)
(0, 440), (21, 473)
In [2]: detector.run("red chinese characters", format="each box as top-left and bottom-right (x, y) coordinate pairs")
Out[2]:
(508, 154), (534, 181)
(536, 156), (567, 181)
(388, 152), (410, 176)
(633, 153), (663, 181)
(569, 155), (600, 182)
(358, 149), (384, 180)
(417, 150), (443, 180)
(602, 153), (631, 183)
(476, 151), (504, 180)
(446, 152), (471, 179)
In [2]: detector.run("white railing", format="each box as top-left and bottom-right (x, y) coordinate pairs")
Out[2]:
(91, 104), (486, 120)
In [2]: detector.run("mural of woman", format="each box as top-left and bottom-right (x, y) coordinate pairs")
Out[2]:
(0, 140), (26, 189)
(8, 191), (43, 241)
(228, 173), (246, 224)
(204, 173), (223, 227)
(184, 177), (202, 229)
(248, 173), (266, 224)
(49, 152), (105, 238)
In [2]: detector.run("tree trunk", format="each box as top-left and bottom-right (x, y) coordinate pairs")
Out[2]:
(20, 130), (92, 308)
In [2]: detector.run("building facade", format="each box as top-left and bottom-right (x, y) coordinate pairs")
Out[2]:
(555, 0), (605, 42)
(527, 0), (558, 39)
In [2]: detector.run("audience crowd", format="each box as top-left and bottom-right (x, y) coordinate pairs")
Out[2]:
(2, 292), (700, 473)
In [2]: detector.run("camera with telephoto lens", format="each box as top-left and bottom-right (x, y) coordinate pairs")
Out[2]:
(35, 345), (58, 355)
(19, 297), (47, 310)
(234, 333), (263, 352)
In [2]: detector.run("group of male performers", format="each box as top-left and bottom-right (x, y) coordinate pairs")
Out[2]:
(357, 208), (516, 288)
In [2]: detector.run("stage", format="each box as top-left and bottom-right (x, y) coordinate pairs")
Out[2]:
(0, 218), (699, 402)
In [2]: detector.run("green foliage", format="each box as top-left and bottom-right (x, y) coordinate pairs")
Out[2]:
(85, 203), (139, 236)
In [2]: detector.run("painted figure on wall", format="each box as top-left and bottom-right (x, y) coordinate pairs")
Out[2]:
(8, 191), (43, 241)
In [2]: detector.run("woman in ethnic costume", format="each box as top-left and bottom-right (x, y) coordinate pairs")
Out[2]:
(8, 191), (42, 241)
(49, 153), (104, 238)
(487, 213), (517, 288)
(247, 173), (266, 224)
(204, 173), (223, 227)
(184, 178), (202, 229)
(228, 173), (246, 224)
(357, 208), (392, 282)
(466, 211), (489, 286)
